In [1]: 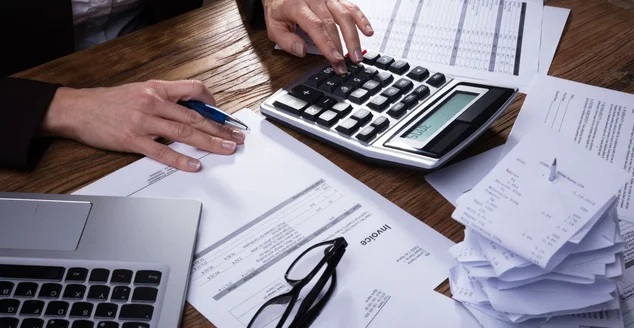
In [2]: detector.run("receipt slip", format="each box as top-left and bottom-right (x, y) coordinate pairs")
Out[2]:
(452, 128), (630, 270)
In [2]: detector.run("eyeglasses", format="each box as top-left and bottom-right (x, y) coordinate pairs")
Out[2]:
(247, 237), (348, 328)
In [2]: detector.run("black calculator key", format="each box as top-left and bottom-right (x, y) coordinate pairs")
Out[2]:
(389, 60), (410, 74)
(66, 268), (88, 282)
(0, 299), (19, 314)
(332, 72), (353, 84)
(305, 73), (329, 88)
(371, 116), (390, 132)
(393, 78), (413, 92)
(413, 85), (430, 98)
(317, 96), (337, 109)
(0, 265), (65, 282)
(320, 66), (336, 77)
(119, 304), (154, 321)
(291, 85), (322, 104)
(0, 282), (13, 296)
(362, 51), (380, 64)
(388, 103), (407, 118)
(274, 94), (308, 115)
(381, 87), (403, 103)
(374, 56), (394, 69)
(349, 89), (370, 104)
(89, 269), (110, 283)
(351, 109), (373, 126)
(333, 84), (354, 99)
(94, 304), (118, 319)
(361, 80), (382, 96)
(96, 323), (117, 328)
(373, 72), (394, 87)
(359, 67), (378, 79)
(70, 303), (93, 318)
(427, 73), (446, 87)
(367, 96), (389, 111)
(111, 287), (130, 302)
(45, 320), (68, 328)
(0, 318), (18, 328)
(39, 283), (63, 298)
(63, 285), (86, 300)
(356, 126), (378, 142)
(20, 300), (44, 316)
(346, 62), (364, 75)
(316, 110), (339, 127)
(331, 102), (353, 117)
(407, 67), (430, 81)
(335, 118), (361, 135)
(15, 283), (38, 298)
(122, 323), (148, 328)
(21, 318), (44, 328)
(401, 94), (419, 109)
(45, 301), (69, 317)
(302, 105), (324, 121)
(349, 75), (368, 88)
(71, 321), (93, 328)
(132, 288), (158, 303)
(319, 79), (341, 93)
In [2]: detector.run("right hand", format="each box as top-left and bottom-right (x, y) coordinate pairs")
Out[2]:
(41, 80), (246, 172)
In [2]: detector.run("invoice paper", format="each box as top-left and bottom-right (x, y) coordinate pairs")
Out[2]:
(75, 110), (479, 328)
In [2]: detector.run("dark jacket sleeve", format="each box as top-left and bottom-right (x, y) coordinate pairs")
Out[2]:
(0, 78), (61, 169)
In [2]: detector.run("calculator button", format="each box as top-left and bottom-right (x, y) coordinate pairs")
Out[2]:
(359, 67), (378, 79)
(363, 51), (380, 64)
(331, 102), (353, 117)
(400, 94), (419, 110)
(370, 116), (390, 132)
(319, 77), (341, 93)
(335, 118), (361, 135)
(320, 66), (337, 77)
(373, 72), (394, 87)
(389, 60), (410, 75)
(333, 72), (353, 84)
(407, 67), (430, 82)
(305, 73), (329, 88)
(374, 56), (394, 70)
(346, 62), (364, 75)
(349, 89), (370, 104)
(367, 96), (389, 111)
(351, 109), (373, 126)
(291, 85), (322, 104)
(356, 126), (378, 142)
(317, 96), (337, 109)
(387, 103), (407, 118)
(316, 110), (340, 127)
(350, 75), (369, 88)
(302, 105), (324, 121)
(393, 78), (413, 92)
(381, 87), (403, 103)
(361, 80), (382, 96)
(427, 73), (446, 87)
(413, 85), (430, 98)
(273, 94), (308, 115)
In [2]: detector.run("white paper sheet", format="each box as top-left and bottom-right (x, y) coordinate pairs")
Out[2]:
(75, 109), (477, 328)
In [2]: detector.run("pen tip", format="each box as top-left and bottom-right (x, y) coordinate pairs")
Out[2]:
(552, 158), (557, 166)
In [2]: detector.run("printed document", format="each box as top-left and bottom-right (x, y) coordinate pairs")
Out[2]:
(75, 110), (479, 328)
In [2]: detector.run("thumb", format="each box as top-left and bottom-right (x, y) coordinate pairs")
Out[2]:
(269, 21), (307, 58)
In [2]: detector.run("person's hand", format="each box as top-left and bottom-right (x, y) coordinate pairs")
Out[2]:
(41, 80), (246, 172)
(262, 0), (374, 74)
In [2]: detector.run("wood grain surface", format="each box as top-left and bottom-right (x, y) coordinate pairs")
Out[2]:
(3, 0), (634, 327)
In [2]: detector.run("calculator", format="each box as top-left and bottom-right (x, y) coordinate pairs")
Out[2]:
(260, 50), (519, 170)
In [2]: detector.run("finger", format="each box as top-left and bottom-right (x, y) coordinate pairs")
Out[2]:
(309, 2), (344, 59)
(326, 0), (362, 63)
(150, 80), (216, 106)
(147, 117), (238, 155)
(154, 101), (246, 144)
(339, 0), (374, 37)
(292, 4), (347, 71)
(136, 138), (203, 172)
(267, 19), (308, 58)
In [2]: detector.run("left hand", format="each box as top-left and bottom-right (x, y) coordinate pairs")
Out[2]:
(262, 0), (374, 75)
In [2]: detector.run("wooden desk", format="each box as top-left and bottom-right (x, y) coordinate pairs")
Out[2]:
(3, 0), (634, 327)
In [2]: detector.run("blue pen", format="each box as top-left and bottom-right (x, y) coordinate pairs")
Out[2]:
(178, 100), (250, 131)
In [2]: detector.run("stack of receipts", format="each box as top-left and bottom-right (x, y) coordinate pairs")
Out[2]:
(448, 128), (632, 328)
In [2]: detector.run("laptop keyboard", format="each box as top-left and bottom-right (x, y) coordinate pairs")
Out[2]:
(0, 264), (166, 328)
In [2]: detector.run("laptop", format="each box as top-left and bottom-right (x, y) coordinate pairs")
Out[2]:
(0, 192), (203, 328)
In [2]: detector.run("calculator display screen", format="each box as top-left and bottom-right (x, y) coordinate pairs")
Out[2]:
(404, 92), (477, 142)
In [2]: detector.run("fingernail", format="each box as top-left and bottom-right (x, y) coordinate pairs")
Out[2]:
(232, 129), (245, 141)
(331, 49), (344, 60)
(366, 25), (374, 33)
(188, 159), (201, 170)
(292, 42), (305, 57)
(353, 49), (363, 62)
(336, 62), (348, 75)
(222, 140), (237, 151)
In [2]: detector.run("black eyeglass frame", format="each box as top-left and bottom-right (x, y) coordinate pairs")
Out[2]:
(247, 237), (348, 328)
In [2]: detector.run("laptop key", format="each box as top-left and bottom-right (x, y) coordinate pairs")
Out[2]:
(87, 286), (110, 302)
(65, 268), (88, 282)
(96, 322), (118, 328)
(63, 285), (86, 300)
(15, 283), (38, 298)
(0, 318), (18, 328)
(89, 269), (110, 283)
(121, 324), (148, 328)
(0, 265), (65, 282)
(46, 320), (68, 328)
(71, 321), (94, 328)
(95, 304), (118, 319)
(111, 287), (130, 302)
(44, 302), (69, 317)
(39, 284), (62, 299)
(0, 299), (19, 314)
(132, 288), (158, 303)
(21, 318), (44, 328)
(20, 300), (44, 316)
(0, 282), (13, 296)
(119, 304), (154, 321)
(70, 303), (94, 318)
